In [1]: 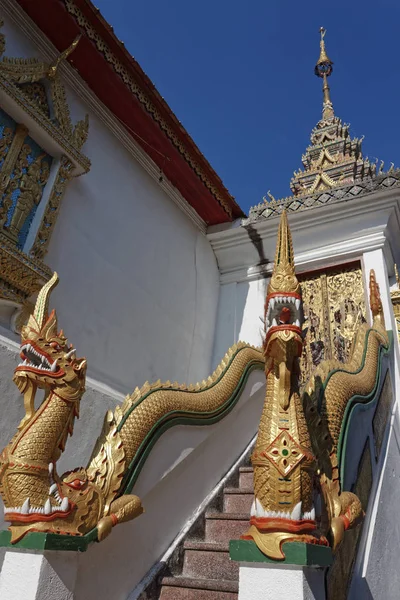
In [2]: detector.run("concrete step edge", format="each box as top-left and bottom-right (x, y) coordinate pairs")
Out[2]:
(206, 512), (249, 521)
(224, 487), (254, 495)
(183, 540), (230, 552)
(161, 576), (238, 593)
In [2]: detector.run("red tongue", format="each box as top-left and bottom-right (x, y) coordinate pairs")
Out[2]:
(279, 307), (291, 324)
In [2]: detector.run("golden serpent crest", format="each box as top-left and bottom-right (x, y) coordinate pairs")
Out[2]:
(242, 210), (389, 560)
(0, 273), (264, 543)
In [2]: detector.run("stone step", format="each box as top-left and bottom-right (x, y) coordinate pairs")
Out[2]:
(205, 512), (249, 543)
(160, 576), (238, 599)
(182, 541), (239, 581)
(223, 487), (253, 513)
(239, 466), (254, 489)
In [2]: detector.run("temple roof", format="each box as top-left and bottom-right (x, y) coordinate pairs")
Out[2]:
(14, 0), (244, 226)
(248, 28), (394, 223)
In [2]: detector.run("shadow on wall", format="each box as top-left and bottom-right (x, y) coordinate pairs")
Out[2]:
(243, 224), (268, 267)
(211, 279), (250, 369)
(212, 224), (271, 368)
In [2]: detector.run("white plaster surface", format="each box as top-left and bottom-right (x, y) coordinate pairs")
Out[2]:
(0, 552), (43, 600)
(238, 563), (326, 600)
(0, 13), (220, 397)
(0, 550), (78, 600)
(348, 412), (400, 600)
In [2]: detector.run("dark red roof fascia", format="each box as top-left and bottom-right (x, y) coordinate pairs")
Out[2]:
(15, 0), (245, 225)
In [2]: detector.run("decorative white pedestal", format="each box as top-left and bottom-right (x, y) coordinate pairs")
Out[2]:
(230, 539), (331, 600)
(238, 562), (326, 600)
(0, 549), (79, 600)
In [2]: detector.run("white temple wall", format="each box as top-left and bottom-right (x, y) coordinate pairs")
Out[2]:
(0, 13), (221, 396)
(212, 277), (267, 367)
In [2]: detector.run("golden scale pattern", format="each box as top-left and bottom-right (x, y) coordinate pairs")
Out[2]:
(11, 394), (73, 462)
(307, 323), (388, 454)
(114, 343), (264, 464)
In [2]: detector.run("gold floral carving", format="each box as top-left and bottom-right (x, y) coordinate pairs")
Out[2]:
(19, 83), (49, 117)
(0, 22), (90, 305)
(0, 124), (28, 199)
(0, 19), (90, 172)
(63, 0), (231, 217)
(0, 232), (51, 300)
(2, 150), (50, 243)
(299, 265), (366, 390)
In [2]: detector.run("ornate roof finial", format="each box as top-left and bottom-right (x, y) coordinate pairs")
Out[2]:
(47, 34), (82, 79)
(314, 27), (334, 120)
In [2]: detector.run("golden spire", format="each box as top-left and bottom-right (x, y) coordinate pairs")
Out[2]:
(267, 210), (300, 295)
(314, 27), (334, 120)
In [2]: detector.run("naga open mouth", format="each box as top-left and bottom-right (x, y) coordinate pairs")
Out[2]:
(16, 343), (60, 375)
(265, 293), (302, 338)
(251, 498), (317, 522)
(4, 463), (73, 522)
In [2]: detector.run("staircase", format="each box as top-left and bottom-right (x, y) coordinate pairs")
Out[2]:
(144, 453), (254, 599)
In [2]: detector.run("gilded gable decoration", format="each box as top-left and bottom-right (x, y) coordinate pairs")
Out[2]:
(0, 20), (90, 328)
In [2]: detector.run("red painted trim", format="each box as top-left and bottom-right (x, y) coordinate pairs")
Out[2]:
(249, 516), (317, 534)
(15, 0), (244, 225)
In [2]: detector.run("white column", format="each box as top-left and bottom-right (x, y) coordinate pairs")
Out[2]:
(0, 550), (79, 600)
(238, 562), (326, 600)
(362, 249), (394, 329)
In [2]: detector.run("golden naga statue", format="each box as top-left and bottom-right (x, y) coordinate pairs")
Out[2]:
(0, 274), (143, 543)
(242, 210), (389, 560)
(0, 274), (264, 544)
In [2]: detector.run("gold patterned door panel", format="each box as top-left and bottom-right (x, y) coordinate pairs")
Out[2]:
(299, 263), (367, 390)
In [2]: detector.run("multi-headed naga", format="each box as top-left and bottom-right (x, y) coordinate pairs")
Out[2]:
(243, 210), (389, 559)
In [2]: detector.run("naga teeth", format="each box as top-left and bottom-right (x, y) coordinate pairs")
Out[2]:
(295, 299), (300, 310)
(295, 319), (300, 327)
(270, 298), (275, 310)
(51, 360), (57, 372)
(291, 501), (302, 521)
(272, 318), (277, 327)
(49, 483), (57, 494)
(21, 498), (30, 515)
(49, 463), (54, 475)
(61, 497), (69, 512)
(44, 499), (52, 515)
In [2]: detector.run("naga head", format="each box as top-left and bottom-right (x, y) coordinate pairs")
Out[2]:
(13, 273), (86, 414)
(264, 211), (303, 364)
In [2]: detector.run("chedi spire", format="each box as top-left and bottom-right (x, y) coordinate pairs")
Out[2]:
(289, 28), (375, 198)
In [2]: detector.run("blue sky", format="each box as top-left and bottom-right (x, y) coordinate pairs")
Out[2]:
(95, 0), (400, 214)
